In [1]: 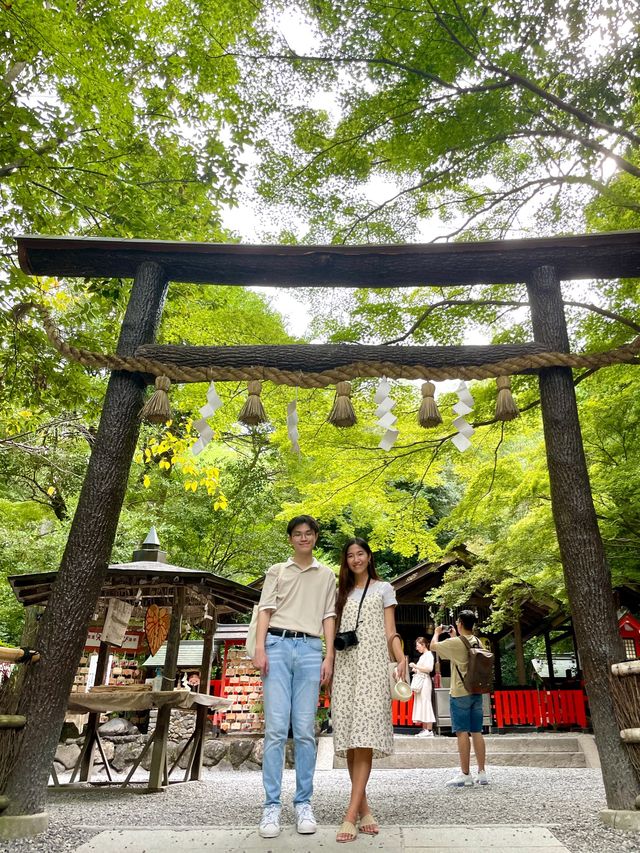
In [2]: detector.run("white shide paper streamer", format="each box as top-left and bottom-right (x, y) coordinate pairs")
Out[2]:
(374, 379), (399, 451)
(450, 381), (474, 452)
(191, 382), (223, 456)
(287, 400), (300, 454)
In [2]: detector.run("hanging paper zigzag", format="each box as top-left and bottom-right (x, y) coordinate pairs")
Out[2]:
(451, 381), (474, 452)
(374, 379), (399, 451)
(287, 400), (300, 454)
(191, 381), (223, 456)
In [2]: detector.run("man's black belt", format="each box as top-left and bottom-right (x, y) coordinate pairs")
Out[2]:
(268, 627), (320, 639)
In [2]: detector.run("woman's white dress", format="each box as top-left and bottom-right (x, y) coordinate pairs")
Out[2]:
(412, 650), (436, 724)
(331, 581), (396, 759)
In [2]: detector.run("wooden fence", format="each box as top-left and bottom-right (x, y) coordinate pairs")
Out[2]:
(391, 688), (588, 729)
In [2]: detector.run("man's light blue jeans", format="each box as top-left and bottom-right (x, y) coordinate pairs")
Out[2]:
(262, 633), (322, 806)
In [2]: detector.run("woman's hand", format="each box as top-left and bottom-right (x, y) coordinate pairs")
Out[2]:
(395, 658), (407, 680)
(409, 662), (417, 671)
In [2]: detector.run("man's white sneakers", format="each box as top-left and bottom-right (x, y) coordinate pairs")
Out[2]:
(295, 802), (318, 834)
(445, 771), (475, 787)
(259, 804), (281, 838)
(445, 770), (489, 787)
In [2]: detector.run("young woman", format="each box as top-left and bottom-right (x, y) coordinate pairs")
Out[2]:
(410, 636), (436, 736)
(330, 538), (405, 843)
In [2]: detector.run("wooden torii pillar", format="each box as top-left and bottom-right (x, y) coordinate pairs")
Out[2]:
(0, 261), (168, 831)
(526, 266), (637, 808)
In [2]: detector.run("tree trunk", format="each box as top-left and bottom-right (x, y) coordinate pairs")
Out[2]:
(526, 264), (640, 810)
(1, 262), (168, 817)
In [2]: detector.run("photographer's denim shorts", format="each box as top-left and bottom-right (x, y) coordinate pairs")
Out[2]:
(450, 693), (483, 733)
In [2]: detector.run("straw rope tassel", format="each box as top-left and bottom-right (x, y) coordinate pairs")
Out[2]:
(238, 380), (268, 426)
(140, 376), (172, 424)
(328, 381), (357, 427)
(495, 375), (520, 421)
(418, 381), (442, 428)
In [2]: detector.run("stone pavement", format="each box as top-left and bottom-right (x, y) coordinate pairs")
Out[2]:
(75, 824), (571, 852)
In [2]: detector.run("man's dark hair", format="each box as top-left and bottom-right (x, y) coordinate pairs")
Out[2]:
(287, 515), (320, 536)
(457, 609), (477, 631)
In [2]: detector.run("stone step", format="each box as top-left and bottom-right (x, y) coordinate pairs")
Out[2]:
(332, 734), (588, 769)
(390, 735), (583, 753)
(343, 751), (586, 769)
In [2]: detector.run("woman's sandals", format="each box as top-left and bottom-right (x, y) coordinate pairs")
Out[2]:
(336, 820), (358, 843)
(359, 813), (379, 835)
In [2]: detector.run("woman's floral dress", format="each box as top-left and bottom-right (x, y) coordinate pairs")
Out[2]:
(332, 581), (396, 758)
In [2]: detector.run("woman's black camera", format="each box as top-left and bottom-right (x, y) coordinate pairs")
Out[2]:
(334, 630), (358, 651)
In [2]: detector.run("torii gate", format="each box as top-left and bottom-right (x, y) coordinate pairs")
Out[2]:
(2, 231), (640, 835)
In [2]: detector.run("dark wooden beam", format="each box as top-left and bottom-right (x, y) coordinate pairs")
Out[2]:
(135, 342), (548, 373)
(17, 230), (640, 287)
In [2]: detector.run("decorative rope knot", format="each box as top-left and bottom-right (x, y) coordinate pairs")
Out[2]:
(238, 380), (268, 426)
(418, 381), (443, 428)
(328, 381), (357, 427)
(140, 375), (172, 424)
(494, 375), (520, 421)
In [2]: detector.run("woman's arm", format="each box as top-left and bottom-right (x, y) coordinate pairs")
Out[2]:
(384, 607), (406, 679)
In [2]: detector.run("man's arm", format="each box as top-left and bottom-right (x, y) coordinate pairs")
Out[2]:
(252, 607), (273, 676)
(321, 616), (336, 686)
(430, 624), (455, 656)
(252, 565), (280, 676)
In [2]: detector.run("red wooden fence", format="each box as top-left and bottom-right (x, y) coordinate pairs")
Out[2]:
(213, 674), (588, 730)
(392, 694), (416, 726)
(391, 689), (588, 728)
(493, 688), (588, 729)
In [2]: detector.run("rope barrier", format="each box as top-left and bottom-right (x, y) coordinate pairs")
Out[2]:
(26, 303), (640, 388)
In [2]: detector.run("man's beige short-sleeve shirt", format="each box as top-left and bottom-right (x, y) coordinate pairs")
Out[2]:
(258, 557), (337, 637)
(435, 635), (481, 698)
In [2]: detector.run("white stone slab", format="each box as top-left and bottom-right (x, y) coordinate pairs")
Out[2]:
(401, 825), (568, 848)
(74, 824), (569, 853)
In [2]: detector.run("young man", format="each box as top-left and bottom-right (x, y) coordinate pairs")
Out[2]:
(430, 610), (488, 787)
(252, 515), (336, 838)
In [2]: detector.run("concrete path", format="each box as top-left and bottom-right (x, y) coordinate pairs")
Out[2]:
(75, 824), (571, 852)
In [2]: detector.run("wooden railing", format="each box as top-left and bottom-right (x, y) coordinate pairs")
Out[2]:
(493, 688), (588, 729)
(211, 680), (589, 730)
(392, 688), (589, 729)
(392, 695), (417, 726)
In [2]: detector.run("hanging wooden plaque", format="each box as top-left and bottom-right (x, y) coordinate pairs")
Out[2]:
(145, 604), (170, 655)
(101, 598), (133, 647)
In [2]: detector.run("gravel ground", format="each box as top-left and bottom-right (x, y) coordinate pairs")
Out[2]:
(3, 766), (640, 853)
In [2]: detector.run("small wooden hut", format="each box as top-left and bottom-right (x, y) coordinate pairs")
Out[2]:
(8, 531), (258, 788)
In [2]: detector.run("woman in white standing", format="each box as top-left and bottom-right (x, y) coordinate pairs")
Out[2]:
(410, 636), (436, 736)
(331, 538), (405, 843)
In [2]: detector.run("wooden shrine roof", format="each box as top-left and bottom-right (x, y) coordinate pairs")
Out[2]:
(16, 230), (640, 287)
(8, 561), (259, 615)
(391, 548), (556, 642)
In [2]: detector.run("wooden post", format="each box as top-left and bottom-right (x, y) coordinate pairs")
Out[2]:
(149, 587), (184, 791)
(513, 621), (527, 686)
(526, 264), (640, 810)
(78, 641), (110, 782)
(490, 638), (502, 689)
(190, 605), (217, 780)
(1, 262), (168, 818)
(544, 632), (557, 689)
(161, 587), (184, 692)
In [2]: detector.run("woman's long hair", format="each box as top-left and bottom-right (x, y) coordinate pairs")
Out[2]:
(335, 538), (380, 630)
